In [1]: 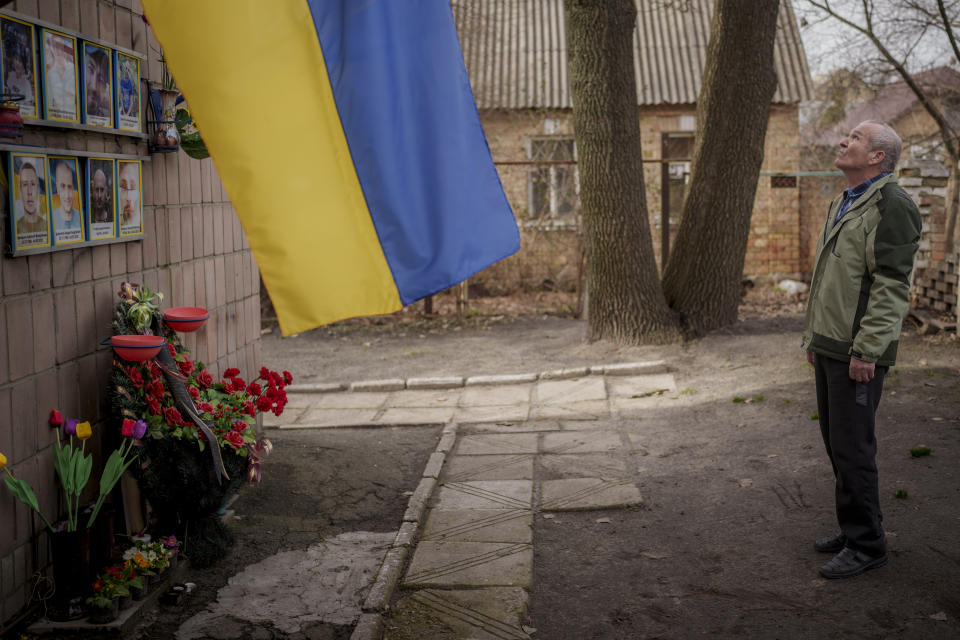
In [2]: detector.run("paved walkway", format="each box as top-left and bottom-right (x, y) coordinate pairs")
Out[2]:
(272, 362), (678, 639)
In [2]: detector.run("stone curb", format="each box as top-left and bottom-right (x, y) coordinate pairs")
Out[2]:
(355, 424), (459, 636)
(287, 360), (668, 394)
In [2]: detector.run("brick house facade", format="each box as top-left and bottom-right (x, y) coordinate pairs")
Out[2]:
(0, 0), (260, 627)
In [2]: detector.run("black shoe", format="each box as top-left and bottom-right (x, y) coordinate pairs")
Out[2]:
(819, 547), (888, 579)
(814, 532), (846, 553)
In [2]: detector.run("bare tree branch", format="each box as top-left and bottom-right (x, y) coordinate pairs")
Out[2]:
(938, 0), (960, 64)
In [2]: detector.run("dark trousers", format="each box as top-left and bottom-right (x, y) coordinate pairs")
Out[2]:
(813, 353), (888, 556)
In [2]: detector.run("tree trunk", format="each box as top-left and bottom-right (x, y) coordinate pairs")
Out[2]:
(661, 0), (780, 336)
(565, 0), (681, 344)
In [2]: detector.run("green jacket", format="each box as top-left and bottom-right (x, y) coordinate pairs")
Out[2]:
(801, 173), (921, 366)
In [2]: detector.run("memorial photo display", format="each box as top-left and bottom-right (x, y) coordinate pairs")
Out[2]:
(87, 157), (116, 240)
(116, 52), (139, 131)
(49, 156), (85, 245)
(82, 42), (112, 128)
(41, 28), (79, 122)
(0, 17), (38, 118)
(9, 152), (50, 251)
(117, 160), (142, 237)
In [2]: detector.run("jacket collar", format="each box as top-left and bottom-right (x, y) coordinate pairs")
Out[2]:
(824, 172), (898, 241)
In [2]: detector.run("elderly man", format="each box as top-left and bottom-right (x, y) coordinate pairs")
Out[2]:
(802, 120), (921, 579)
(91, 167), (112, 224)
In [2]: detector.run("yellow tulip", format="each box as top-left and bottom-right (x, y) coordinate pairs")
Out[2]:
(0, 451), (6, 470)
(76, 421), (92, 440)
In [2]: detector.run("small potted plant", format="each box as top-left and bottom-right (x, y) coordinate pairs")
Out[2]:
(85, 576), (120, 623)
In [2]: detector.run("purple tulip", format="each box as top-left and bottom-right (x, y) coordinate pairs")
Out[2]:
(132, 419), (148, 440)
(64, 419), (79, 436)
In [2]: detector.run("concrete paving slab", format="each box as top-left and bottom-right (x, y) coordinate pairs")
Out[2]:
(559, 417), (624, 431)
(434, 480), (533, 510)
(442, 454), (535, 482)
(377, 407), (455, 425)
(607, 373), (678, 397)
(612, 391), (684, 412)
(454, 405), (530, 424)
(541, 430), (624, 454)
(422, 509), (533, 543)
(315, 392), (390, 409)
(461, 384), (533, 407)
(457, 433), (539, 455)
(532, 400), (610, 420)
(284, 408), (379, 429)
(536, 377), (608, 404)
(286, 382), (346, 393)
(402, 542), (533, 588)
(263, 406), (305, 427)
(176, 531), (394, 637)
(283, 393), (318, 408)
(539, 453), (629, 480)
(386, 588), (529, 640)
(458, 417), (561, 433)
(388, 389), (461, 408)
(539, 478), (643, 511)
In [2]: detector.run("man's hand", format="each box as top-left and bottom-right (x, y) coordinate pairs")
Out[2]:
(849, 357), (875, 382)
(806, 350), (815, 364)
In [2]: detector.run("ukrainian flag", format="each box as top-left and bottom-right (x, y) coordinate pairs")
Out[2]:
(142, 1), (520, 336)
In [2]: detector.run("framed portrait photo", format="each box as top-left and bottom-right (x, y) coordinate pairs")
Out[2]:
(115, 52), (140, 132)
(9, 153), (50, 251)
(117, 160), (142, 237)
(86, 157), (116, 240)
(0, 17), (38, 118)
(40, 28), (79, 122)
(48, 156), (85, 245)
(82, 42), (112, 128)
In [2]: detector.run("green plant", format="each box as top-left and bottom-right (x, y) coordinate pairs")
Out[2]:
(909, 446), (931, 457)
(893, 489), (908, 499)
(85, 575), (120, 609)
(810, 412), (819, 420)
(753, 395), (765, 403)
(680, 387), (697, 395)
(732, 396), (746, 403)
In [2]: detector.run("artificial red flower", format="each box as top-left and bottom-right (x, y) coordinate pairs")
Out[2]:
(167, 344), (176, 357)
(197, 370), (214, 388)
(178, 358), (194, 376)
(224, 431), (244, 450)
(244, 401), (256, 418)
(260, 367), (270, 379)
(121, 418), (135, 437)
(148, 379), (165, 399)
(224, 368), (240, 378)
(232, 420), (248, 433)
(147, 398), (162, 416)
(266, 386), (279, 399)
(230, 377), (246, 392)
(256, 395), (272, 412)
(197, 401), (214, 413)
(188, 385), (201, 399)
(282, 371), (293, 385)
(126, 367), (144, 388)
(246, 383), (261, 396)
(149, 362), (163, 380)
(49, 409), (63, 428)
(163, 406), (183, 426)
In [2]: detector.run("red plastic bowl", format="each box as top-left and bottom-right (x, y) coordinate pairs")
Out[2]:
(164, 306), (209, 332)
(109, 335), (165, 361)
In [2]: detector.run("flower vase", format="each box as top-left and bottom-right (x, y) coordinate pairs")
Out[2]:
(148, 569), (166, 586)
(87, 598), (120, 624)
(48, 528), (92, 621)
(117, 594), (131, 610)
(130, 584), (147, 601)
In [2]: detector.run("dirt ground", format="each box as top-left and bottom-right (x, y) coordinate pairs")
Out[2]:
(127, 289), (959, 639)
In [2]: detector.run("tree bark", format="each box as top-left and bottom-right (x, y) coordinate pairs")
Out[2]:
(565, 0), (681, 344)
(661, 0), (780, 336)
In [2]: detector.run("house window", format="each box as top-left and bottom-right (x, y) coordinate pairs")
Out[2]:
(662, 132), (694, 221)
(527, 136), (578, 219)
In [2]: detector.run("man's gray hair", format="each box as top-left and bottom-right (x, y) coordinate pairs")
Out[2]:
(862, 120), (902, 172)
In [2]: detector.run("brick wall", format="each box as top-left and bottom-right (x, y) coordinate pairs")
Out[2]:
(0, 0), (260, 627)
(475, 104), (806, 294)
